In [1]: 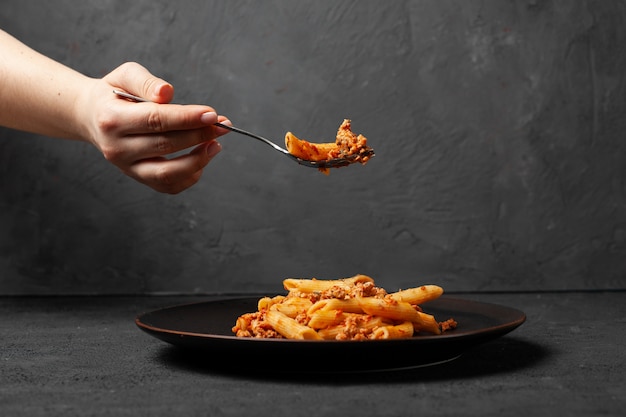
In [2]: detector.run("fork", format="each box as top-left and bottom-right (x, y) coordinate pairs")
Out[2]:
(112, 90), (372, 169)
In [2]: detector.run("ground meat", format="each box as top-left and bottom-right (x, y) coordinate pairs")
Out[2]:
(439, 318), (458, 332)
(232, 311), (285, 339)
(295, 312), (309, 325)
(324, 286), (348, 300)
(333, 315), (380, 340)
(318, 282), (387, 301)
(329, 119), (373, 163)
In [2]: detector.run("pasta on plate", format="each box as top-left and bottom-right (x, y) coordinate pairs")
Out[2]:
(232, 274), (457, 341)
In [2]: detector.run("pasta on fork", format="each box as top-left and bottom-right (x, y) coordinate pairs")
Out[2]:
(285, 119), (374, 175)
(232, 274), (457, 341)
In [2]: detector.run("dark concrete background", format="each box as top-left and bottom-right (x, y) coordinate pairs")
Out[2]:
(1, 1), (625, 295)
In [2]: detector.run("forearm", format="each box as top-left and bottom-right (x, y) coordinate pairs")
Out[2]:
(0, 29), (93, 141)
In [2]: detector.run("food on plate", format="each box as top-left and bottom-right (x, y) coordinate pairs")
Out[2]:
(232, 274), (457, 341)
(285, 119), (374, 174)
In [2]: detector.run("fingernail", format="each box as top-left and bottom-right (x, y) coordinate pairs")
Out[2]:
(201, 112), (218, 124)
(219, 118), (232, 126)
(206, 140), (222, 158)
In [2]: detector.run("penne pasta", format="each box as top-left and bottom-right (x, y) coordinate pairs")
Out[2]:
(284, 132), (337, 161)
(317, 316), (388, 340)
(411, 311), (442, 335)
(283, 274), (374, 293)
(388, 285), (444, 305)
(308, 310), (360, 330)
(284, 119), (374, 175)
(265, 310), (322, 340)
(356, 297), (414, 321)
(356, 297), (441, 335)
(371, 321), (415, 340)
(307, 298), (364, 316)
(231, 275), (456, 341)
(270, 297), (312, 319)
(258, 295), (285, 311)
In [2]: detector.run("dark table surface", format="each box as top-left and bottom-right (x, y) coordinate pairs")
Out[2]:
(1, 291), (624, 416)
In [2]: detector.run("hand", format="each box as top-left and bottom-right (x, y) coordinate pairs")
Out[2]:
(79, 62), (231, 194)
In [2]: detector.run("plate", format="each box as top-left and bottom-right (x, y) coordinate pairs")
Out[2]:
(136, 296), (526, 373)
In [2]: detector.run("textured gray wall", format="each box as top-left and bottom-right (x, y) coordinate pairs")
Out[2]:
(1, 0), (625, 295)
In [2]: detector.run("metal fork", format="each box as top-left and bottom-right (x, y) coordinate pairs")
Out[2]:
(113, 90), (373, 169)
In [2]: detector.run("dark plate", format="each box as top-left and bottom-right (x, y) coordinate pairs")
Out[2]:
(136, 296), (526, 373)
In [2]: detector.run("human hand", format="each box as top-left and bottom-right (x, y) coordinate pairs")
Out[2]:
(79, 62), (230, 194)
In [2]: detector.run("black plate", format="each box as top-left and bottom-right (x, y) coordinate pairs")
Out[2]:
(136, 296), (526, 373)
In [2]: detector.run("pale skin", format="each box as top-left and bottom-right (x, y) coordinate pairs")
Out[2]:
(0, 29), (231, 194)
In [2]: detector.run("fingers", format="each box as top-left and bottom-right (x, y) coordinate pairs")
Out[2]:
(111, 127), (215, 164)
(125, 140), (222, 194)
(108, 100), (220, 136)
(99, 109), (231, 165)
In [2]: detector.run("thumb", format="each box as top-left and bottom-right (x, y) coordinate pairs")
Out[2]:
(105, 62), (174, 104)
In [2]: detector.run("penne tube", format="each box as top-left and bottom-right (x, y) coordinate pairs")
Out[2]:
(282, 296), (314, 309)
(341, 274), (375, 286)
(317, 324), (349, 340)
(265, 310), (322, 340)
(356, 297), (418, 322)
(308, 310), (362, 330)
(283, 278), (335, 293)
(371, 321), (415, 340)
(357, 297), (441, 334)
(307, 298), (364, 316)
(258, 295), (285, 311)
(283, 274), (374, 293)
(271, 296), (313, 318)
(411, 311), (442, 335)
(270, 296), (312, 318)
(317, 315), (387, 340)
(284, 132), (337, 161)
(271, 303), (303, 318)
(388, 285), (443, 305)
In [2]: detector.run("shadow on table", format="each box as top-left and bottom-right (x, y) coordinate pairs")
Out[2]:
(154, 336), (551, 384)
